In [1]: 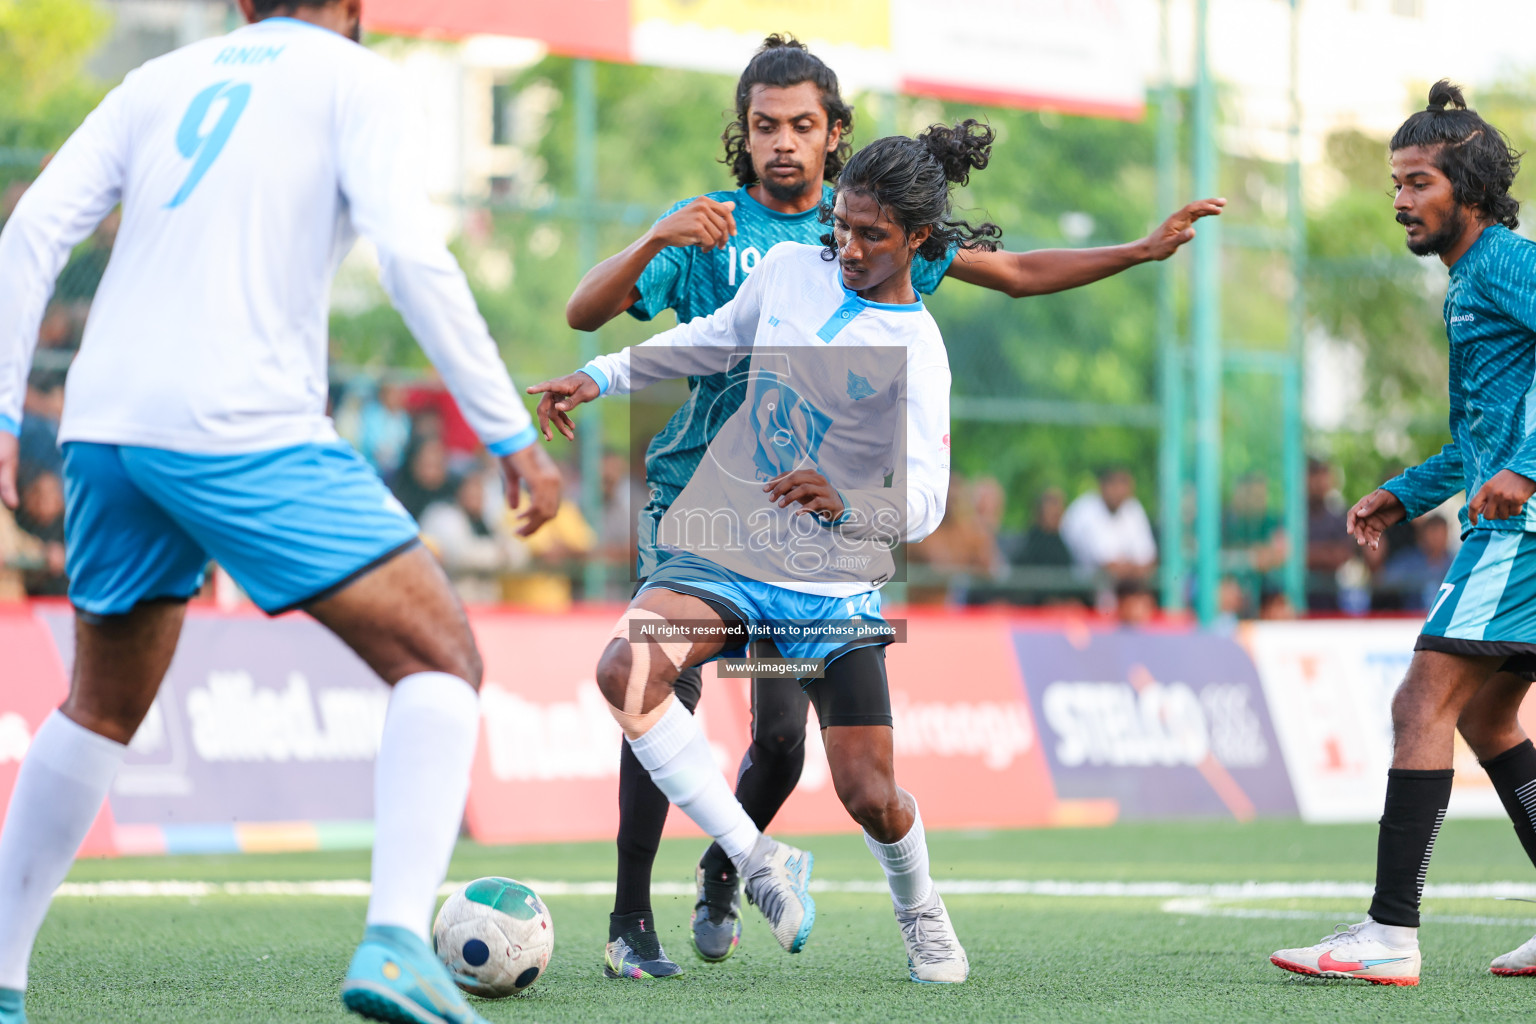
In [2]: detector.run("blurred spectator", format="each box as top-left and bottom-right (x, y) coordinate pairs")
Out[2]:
(1305, 457), (1353, 610)
(1212, 575), (1248, 633)
(908, 476), (1005, 603)
(337, 379), (413, 480)
(1115, 580), (1157, 627)
(1225, 473), (1288, 608)
(406, 378), (480, 462)
(1060, 468), (1157, 584)
(599, 451), (639, 577)
(1378, 514), (1453, 611)
(1009, 488), (1072, 567)
(501, 461), (597, 609)
(419, 468), (530, 603)
(14, 469), (67, 597)
(0, 504), (41, 601)
(19, 371), (64, 480)
(390, 433), (457, 520)
(1259, 587), (1298, 620)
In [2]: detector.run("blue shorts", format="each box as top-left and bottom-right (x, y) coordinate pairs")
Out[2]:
(63, 441), (420, 617)
(637, 551), (894, 668)
(1418, 530), (1536, 676)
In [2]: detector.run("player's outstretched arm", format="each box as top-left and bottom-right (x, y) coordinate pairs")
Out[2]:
(944, 197), (1225, 298)
(0, 431), (18, 510)
(565, 196), (738, 330)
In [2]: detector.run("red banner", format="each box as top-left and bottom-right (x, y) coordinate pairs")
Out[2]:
(463, 607), (1062, 844)
(0, 609), (115, 857)
(364, 0), (632, 62)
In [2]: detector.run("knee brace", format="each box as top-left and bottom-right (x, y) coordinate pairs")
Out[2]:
(606, 609), (691, 739)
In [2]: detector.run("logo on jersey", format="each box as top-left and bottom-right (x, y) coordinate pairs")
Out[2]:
(1449, 312), (1475, 324)
(846, 371), (877, 401)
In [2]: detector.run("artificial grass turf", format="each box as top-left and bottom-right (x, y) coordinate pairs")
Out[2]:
(28, 819), (1536, 1022)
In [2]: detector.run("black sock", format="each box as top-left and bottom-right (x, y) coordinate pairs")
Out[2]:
(612, 676), (701, 919)
(608, 910), (661, 954)
(1367, 768), (1454, 928)
(700, 680), (808, 882)
(1481, 739), (1536, 870)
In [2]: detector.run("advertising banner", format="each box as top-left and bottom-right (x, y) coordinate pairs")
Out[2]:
(1013, 627), (1297, 820)
(1240, 620), (1536, 822)
(36, 608), (387, 848)
(0, 609), (115, 857)
(363, 0), (1145, 118)
(464, 608), (1061, 844)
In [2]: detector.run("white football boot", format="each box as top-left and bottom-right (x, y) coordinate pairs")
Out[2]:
(741, 834), (815, 953)
(896, 889), (969, 984)
(1270, 919), (1420, 986)
(1490, 932), (1536, 976)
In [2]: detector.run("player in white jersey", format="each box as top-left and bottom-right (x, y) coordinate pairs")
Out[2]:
(0, 2), (560, 1022)
(528, 121), (995, 984)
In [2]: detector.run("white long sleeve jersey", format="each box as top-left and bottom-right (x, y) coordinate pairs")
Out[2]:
(0, 17), (533, 455)
(583, 242), (951, 597)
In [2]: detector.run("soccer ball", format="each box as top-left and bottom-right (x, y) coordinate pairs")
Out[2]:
(432, 877), (554, 998)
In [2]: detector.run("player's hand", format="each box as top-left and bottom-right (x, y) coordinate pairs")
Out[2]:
(0, 431), (17, 509)
(527, 372), (602, 441)
(1142, 197), (1226, 261)
(499, 441), (562, 537)
(1469, 469), (1536, 526)
(648, 196), (737, 253)
(765, 469), (845, 521)
(1346, 488), (1407, 550)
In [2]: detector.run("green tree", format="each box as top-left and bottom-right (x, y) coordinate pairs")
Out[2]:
(0, 0), (108, 182)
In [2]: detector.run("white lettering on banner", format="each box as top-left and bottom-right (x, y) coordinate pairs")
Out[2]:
(1044, 681), (1210, 768)
(479, 681), (729, 782)
(0, 713), (30, 763)
(890, 692), (1034, 770)
(1199, 684), (1269, 768)
(186, 670), (388, 762)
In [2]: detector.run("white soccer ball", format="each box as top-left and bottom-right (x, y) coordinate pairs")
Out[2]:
(432, 877), (554, 998)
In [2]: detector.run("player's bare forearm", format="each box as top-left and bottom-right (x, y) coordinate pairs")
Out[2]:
(565, 237), (661, 331)
(0, 430), (17, 509)
(944, 198), (1224, 298)
(947, 243), (1147, 297)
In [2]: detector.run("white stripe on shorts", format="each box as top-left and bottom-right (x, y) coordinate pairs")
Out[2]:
(1445, 532), (1523, 641)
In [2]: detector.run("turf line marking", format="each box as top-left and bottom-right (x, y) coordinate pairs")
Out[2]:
(50, 879), (1536, 900)
(1161, 897), (1536, 929)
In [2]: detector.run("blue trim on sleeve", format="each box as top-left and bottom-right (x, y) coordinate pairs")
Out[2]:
(486, 425), (537, 456)
(0, 414), (17, 437)
(580, 363), (610, 396)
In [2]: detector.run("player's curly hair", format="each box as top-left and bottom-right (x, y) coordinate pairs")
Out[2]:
(1390, 79), (1522, 230)
(820, 120), (1003, 263)
(721, 35), (853, 188)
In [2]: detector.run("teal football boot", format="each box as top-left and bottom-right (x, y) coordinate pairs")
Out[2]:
(0, 988), (24, 1024)
(340, 925), (490, 1024)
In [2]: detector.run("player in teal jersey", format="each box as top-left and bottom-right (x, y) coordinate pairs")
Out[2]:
(563, 35), (1224, 980)
(1271, 81), (1536, 986)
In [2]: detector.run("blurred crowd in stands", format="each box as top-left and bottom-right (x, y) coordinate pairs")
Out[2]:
(0, 183), (1462, 619)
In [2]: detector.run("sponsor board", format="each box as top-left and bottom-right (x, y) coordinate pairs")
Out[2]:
(36, 609), (387, 827)
(1014, 628), (1297, 820)
(1240, 620), (1536, 822)
(0, 609), (115, 856)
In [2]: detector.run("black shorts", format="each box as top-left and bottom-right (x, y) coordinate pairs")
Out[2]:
(1414, 634), (1536, 682)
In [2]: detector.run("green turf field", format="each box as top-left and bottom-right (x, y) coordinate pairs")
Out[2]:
(27, 819), (1536, 1022)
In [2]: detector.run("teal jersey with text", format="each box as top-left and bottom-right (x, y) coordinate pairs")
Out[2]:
(1384, 225), (1536, 534)
(628, 183), (954, 550)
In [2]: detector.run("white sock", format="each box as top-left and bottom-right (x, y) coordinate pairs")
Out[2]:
(865, 807), (934, 910)
(628, 699), (759, 869)
(0, 712), (125, 989)
(366, 672), (480, 940)
(1365, 916), (1419, 949)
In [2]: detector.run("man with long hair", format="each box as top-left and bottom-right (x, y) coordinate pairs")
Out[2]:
(538, 120), (1006, 983)
(1272, 80), (1536, 986)
(567, 34), (1224, 980)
